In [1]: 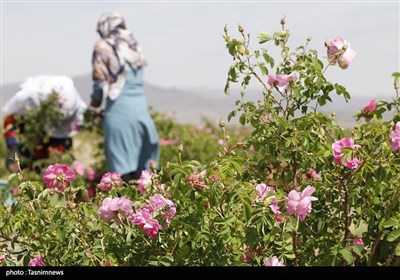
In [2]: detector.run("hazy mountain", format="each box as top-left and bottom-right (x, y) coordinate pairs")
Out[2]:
(0, 74), (389, 128)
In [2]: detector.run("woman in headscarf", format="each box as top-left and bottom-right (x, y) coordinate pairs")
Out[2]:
(90, 12), (159, 182)
(2, 75), (87, 169)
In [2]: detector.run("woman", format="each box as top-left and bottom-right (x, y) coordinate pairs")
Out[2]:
(2, 75), (87, 168)
(90, 12), (159, 182)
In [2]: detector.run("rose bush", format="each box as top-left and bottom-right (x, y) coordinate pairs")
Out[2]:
(0, 19), (399, 266)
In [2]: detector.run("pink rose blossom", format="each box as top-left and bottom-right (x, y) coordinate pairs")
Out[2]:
(255, 183), (274, 202)
(98, 197), (118, 221)
(286, 186), (318, 221)
(86, 167), (96, 181)
(188, 170), (206, 190)
(327, 37), (356, 69)
(137, 170), (153, 194)
(12, 186), (19, 196)
(332, 137), (360, 169)
(98, 196), (133, 222)
(149, 194), (176, 224)
(72, 160), (85, 176)
(97, 172), (122, 191)
(264, 256), (284, 266)
(218, 139), (226, 147)
(116, 197), (133, 218)
(269, 196), (283, 222)
(267, 72), (298, 91)
(0, 255), (5, 262)
(362, 99), (376, 112)
(303, 168), (321, 181)
(142, 218), (162, 238)
(28, 255), (45, 266)
(42, 163), (75, 191)
(361, 100), (376, 121)
(389, 122), (400, 153)
(130, 207), (161, 238)
(352, 237), (365, 247)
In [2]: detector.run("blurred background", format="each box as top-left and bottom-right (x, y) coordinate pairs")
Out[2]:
(1, 0), (399, 127)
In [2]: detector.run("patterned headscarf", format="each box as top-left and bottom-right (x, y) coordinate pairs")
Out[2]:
(93, 12), (146, 100)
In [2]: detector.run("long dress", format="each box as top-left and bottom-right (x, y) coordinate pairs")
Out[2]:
(92, 66), (159, 175)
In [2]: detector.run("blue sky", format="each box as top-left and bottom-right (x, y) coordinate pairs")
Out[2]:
(1, 1), (399, 98)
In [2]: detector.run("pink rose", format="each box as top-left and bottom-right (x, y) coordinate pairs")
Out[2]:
(98, 196), (133, 222)
(86, 167), (96, 181)
(149, 194), (176, 224)
(137, 170), (153, 194)
(28, 255), (45, 266)
(42, 163), (75, 191)
(116, 197), (133, 218)
(286, 186), (318, 221)
(72, 160), (85, 176)
(362, 99), (376, 112)
(98, 197), (118, 221)
(361, 99), (376, 121)
(389, 122), (400, 153)
(0, 255), (5, 262)
(269, 196), (283, 222)
(188, 170), (206, 190)
(332, 137), (360, 169)
(352, 237), (365, 247)
(267, 72), (298, 91)
(327, 37), (356, 69)
(97, 172), (122, 191)
(264, 256), (284, 266)
(130, 206), (161, 238)
(255, 183), (274, 202)
(303, 168), (321, 180)
(12, 186), (19, 196)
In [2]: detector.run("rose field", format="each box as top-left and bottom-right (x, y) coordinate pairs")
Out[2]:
(0, 20), (399, 267)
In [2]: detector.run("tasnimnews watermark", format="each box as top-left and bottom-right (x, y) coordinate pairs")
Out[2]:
(5, 269), (64, 276)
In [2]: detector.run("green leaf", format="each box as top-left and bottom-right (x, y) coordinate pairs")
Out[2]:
(387, 229), (400, 242)
(257, 32), (273, 44)
(392, 72), (400, 78)
(395, 243), (400, 256)
(393, 72), (400, 89)
(240, 197), (252, 221)
(352, 245), (364, 256)
(340, 248), (355, 264)
(284, 252), (296, 259)
(257, 62), (268, 75)
(383, 218), (398, 229)
(262, 51), (275, 68)
(374, 166), (387, 181)
(228, 66), (238, 82)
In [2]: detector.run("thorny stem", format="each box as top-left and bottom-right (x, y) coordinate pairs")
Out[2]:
(171, 233), (181, 256)
(291, 151), (298, 187)
(239, 33), (279, 105)
(343, 182), (350, 243)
